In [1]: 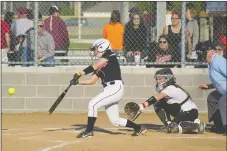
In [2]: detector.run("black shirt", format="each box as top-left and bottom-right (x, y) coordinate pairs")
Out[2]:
(94, 50), (122, 85)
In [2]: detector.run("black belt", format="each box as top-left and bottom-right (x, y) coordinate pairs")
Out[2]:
(103, 81), (115, 88)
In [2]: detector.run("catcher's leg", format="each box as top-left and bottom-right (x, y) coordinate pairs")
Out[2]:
(154, 101), (171, 126)
(168, 109), (206, 134)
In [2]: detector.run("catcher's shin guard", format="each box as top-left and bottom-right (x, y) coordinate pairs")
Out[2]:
(154, 104), (169, 126)
(167, 122), (180, 133)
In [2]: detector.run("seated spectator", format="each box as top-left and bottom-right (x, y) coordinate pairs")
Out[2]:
(1, 19), (10, 66)
(124, 13), (147, 62)
(103, 10), (124, 56)
(149, 35), (179, 68)
(37, 20), (55, 67)
(163, 11), (181, 62)
(44, 6), (69, 64)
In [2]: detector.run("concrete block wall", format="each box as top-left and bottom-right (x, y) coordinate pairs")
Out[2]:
(1, 66), (212, 113)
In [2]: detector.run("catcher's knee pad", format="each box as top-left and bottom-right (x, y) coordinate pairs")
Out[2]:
(167, 122), (182, 134)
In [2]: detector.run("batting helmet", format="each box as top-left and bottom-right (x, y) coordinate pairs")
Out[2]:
(90, 39), (111, 53)
(154, 68), (176, 92)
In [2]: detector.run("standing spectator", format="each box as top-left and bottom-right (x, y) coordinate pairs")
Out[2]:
(11, 8), (33, 66)
(163, 11), (181, 61)
(124, 13), (147, 62)
(1, 19), (11, 66)
(103, 10), (124, 56)
(126, 7), (139, 26)
(44, 6), (69, 64)
(185, 3), (199, 59)
(197, 41), (226, 136)
(143, 9), (152, 42)
(37, 20), (55, 67)
(11, 8), (33, 38)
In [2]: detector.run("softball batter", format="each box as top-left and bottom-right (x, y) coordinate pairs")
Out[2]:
(70, 39), (146, 138)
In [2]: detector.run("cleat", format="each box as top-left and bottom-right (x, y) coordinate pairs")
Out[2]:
(132, 126), (147, 136)
(157, 125), (168, 132)
(197, 122), (206, 134)
(76, 131), (94, 138)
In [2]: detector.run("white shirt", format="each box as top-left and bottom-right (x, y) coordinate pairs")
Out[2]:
(161, 85), (198, 111)
(11, 18), (33, 37)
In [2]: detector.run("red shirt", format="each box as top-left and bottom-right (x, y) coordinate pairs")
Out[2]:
(44, 16), (69, 49)
(1, 20), (10, 49)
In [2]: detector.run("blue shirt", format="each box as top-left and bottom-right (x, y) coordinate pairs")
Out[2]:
(208, 54), (227, 95)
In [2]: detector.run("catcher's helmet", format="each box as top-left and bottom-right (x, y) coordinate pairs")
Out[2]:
(90, 38), (111, 53)
(195, 40), (215, 62)
(154, 68), (176, 92)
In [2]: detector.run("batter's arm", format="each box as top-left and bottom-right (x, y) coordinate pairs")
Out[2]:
(78, 73), (99, 85)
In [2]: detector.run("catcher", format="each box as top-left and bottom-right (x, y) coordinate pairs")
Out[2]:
(125, 68), (206, 134)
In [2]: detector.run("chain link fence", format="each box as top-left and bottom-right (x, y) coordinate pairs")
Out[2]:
(1, 2), (226, 67)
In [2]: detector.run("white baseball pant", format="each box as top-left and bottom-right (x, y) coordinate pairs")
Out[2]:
(88, 80), (127, 127)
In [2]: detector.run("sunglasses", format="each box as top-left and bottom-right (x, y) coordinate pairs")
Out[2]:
(159, 41), (167, 44)
(171, 18), (180, 20)
(38, 25), (44, 27)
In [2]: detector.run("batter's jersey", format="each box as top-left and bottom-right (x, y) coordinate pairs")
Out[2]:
(161, 85), (198, 111)
(95, 50), (122, 85)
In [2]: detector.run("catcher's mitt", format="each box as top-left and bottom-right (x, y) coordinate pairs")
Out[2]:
(124, 102), (142, 121)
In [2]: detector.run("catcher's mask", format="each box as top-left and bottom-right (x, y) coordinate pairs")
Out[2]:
(154, 68), (176, 92)
(89, 38), (111, 60)
(195, 40), (215, 62)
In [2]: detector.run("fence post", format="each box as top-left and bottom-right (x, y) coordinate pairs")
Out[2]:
(120, 2), (129, 25)
(78, 2), (81, 40)
(181, 2), (186, 68)
(156, 2), (166, 42)
(34, 2), (38, 67)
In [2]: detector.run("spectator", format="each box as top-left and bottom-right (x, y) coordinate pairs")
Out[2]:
(44, 6), (69, 63)
(11, 8), (33, 66)
(143, 8), (152, 42)
(124, 13), (147, 62)
(126, 7), (139, 25)
(150, 35), (179, 68)
(11, 8), (33, 38)
(37, 20), (55, 67)
(1, 19), (11, 66)
(163, 11), (181, 61)
(185, 3), (199, 58)
(103, 10), (124, 56)
(166, 2), (173, 26)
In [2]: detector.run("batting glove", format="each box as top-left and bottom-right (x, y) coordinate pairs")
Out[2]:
(73, 72), (82, 80)
(70, 79), (79, 85)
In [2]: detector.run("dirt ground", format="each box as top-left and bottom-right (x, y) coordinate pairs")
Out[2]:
(2, 112), (226, 151)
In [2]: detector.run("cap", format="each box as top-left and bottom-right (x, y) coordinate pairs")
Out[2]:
(18, 8), (27, 15)
(129, 7), (139, 13)
(49, 6), (60, 15)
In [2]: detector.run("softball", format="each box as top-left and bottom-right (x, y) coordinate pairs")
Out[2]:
(8, 88), (16, 95)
